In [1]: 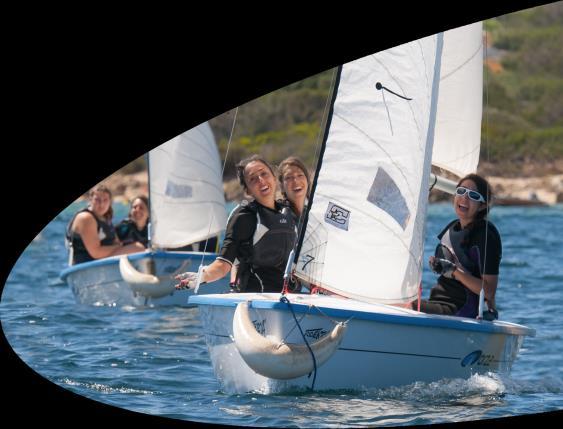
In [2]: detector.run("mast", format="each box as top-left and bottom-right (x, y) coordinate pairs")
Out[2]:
(145, 151), (153, 249)
(295, 66), (343, 261)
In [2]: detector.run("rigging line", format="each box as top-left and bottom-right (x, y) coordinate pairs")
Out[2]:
(292, 67), (338, 263)
(310, 303), (353, 326)
(429, 174), (438, 192)
(482, 30), (490, 302)
(295, 66), (343, 267)
(280, 296), (317, 390)
(281, 311), (308, 343)
(199, 108), (239, 269)
(146, 151), (154, 249)
(299, 240), (329, 256)
(298, 218), (328, 253)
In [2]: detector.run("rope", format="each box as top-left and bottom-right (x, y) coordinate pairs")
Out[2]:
(198, 108), (239, 271)
(311, 302), (354, 326)
(280, 296), (317, 390)
(429, 173), (438, 192)
(480, 29), (491, 318)
(287, 68), (338, 282)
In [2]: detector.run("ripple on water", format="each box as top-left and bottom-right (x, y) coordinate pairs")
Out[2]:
(3, 204), (563, 427)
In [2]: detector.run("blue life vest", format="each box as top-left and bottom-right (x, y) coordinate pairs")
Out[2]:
(435, 219), (500, 318)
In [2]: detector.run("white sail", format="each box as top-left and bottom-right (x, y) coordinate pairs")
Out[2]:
(432, 22), (483, 178)
(149, 122), (227, 248)
(295, 34), (444, 304)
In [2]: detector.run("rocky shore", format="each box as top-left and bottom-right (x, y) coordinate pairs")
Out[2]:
(86, 171), (563, 206)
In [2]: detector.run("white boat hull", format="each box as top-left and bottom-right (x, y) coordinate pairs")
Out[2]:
(60, 250), (230, 307)
(190, 293), (535, 394)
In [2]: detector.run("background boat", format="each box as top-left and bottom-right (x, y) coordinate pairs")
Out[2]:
(60, 122), (229, 307)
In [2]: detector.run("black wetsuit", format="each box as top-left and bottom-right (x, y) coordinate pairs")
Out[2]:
(218, 200), (297, 293)
(419, 218), (502, 318)
(66, 208), (117, 265)
(115, 218), (149, 247)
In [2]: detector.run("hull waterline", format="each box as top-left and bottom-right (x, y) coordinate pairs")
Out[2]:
(190, 293), (535, 394)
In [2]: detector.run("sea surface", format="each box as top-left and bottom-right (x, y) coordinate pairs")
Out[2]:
(1, 202), (562, 427)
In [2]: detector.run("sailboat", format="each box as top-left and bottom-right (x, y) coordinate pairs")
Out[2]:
(189, 23), (535, 393)
(60, 122), (230, 307)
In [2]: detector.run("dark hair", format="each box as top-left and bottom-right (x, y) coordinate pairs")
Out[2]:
(89, 184), (114, 222)
(278, 156), (311, 199)
(235, 155), (275, 192)
(129, 195), (149, 218)
(457, 173), (493, 220)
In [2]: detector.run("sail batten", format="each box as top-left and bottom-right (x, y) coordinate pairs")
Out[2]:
(149, 122), (227, 249)
(295, 34), (445, 304)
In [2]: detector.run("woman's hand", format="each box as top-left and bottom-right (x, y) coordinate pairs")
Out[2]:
(174, 272), (198, 289)
(429, 256), (457, 278)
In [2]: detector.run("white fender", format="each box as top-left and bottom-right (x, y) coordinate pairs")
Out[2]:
(232, 301), (347, 380)
(118, 256), (174, 298)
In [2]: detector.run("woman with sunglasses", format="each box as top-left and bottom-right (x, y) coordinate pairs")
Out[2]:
(416, 173), (501, 320)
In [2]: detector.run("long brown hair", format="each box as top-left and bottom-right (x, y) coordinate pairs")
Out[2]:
(278, 156), (310, 200)
(457, 173), (493, 220)
(129, 195), (149, 219)
(88, 184), (114, 223)
(235, 155), (276, 192)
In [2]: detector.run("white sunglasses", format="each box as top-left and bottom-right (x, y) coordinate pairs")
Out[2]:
(455, 186), (486, 203)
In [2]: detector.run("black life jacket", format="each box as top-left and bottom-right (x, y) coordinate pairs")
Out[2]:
(434, 219), (500, 318)
(115, 218), (149, 247)
(65, 208), (116, 265)
(437, 220), (478, 276)
(235, 200), (297, 292)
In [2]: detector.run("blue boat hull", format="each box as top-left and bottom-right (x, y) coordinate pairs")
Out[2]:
(60, 250), (230, 307)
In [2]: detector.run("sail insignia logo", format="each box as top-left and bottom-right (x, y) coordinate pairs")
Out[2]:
(165, 180), (193, 199)
(461, 350), (482, 367)
(305, 328), (328, 340)
(325, 202), (350, 231)
(252, 319), (266, 336)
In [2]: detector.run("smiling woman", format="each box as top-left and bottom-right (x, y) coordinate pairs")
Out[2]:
(416, 173), (502, 320)
(65, 185), (146, 265)
(278, 156), (311, 217)
(114, 195), (150, 247)
(175, 155), (298, 293)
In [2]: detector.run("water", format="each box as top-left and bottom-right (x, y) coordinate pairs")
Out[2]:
(1, 202), (562, 427)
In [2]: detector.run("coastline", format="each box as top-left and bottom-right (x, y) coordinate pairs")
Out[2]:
(82, 171), (563, 206)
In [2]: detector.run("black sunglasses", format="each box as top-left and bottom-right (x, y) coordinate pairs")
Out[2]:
(455, 186), (486, 203)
